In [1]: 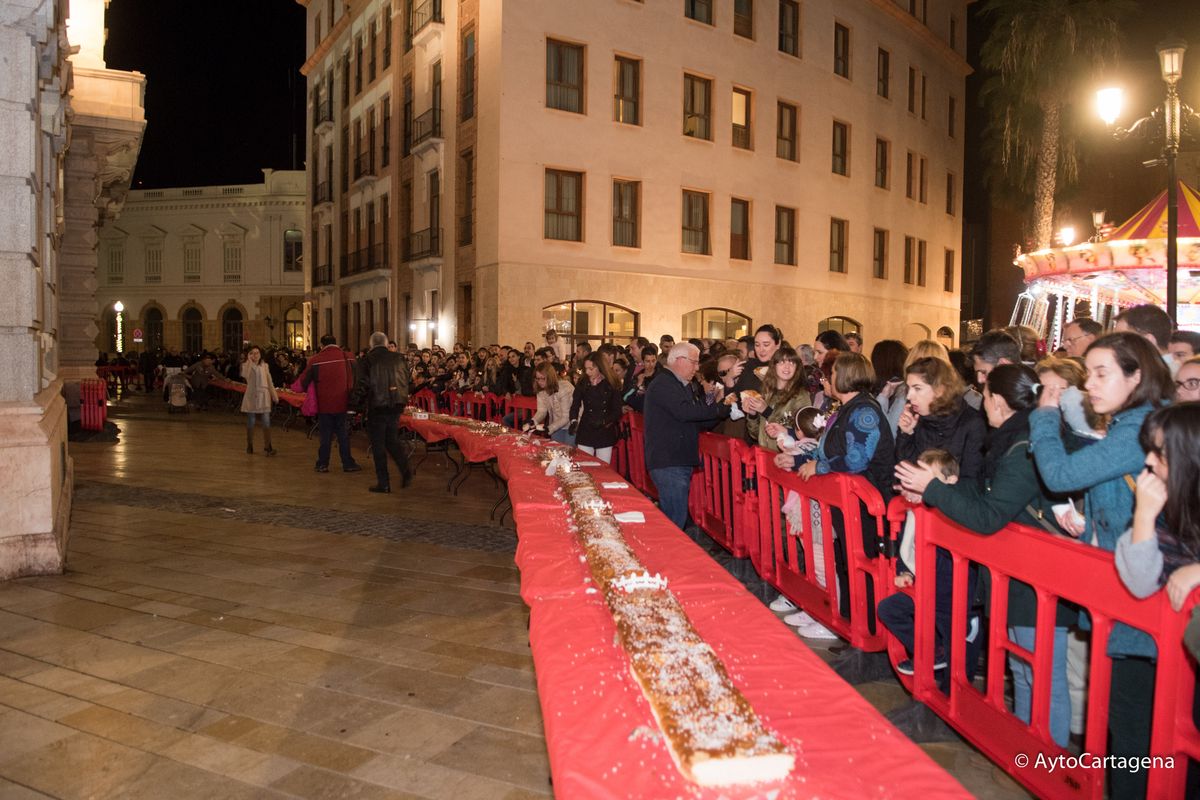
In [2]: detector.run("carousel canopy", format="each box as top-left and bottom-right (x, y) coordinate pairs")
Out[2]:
(1107, 180), (1200, 241)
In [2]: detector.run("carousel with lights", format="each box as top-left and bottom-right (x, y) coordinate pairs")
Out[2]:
(1011, 180), (1200, 346)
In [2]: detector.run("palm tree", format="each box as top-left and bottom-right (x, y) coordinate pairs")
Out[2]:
(979, 0), (1132, 248)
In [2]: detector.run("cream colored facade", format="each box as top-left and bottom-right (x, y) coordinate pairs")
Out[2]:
(95, 170), (307, 355)
(1, 0), (144, 577)
(300, 0), (967, 351)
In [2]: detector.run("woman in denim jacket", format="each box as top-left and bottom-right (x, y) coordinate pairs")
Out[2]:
(1029, 331), (1173, 799)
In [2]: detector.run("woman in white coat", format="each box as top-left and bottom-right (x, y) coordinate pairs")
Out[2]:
(241, 345), (278, 455)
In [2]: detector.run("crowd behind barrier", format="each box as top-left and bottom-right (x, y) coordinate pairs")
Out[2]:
(95, 320), (1200, 798)
(405, 390), (1200, 800)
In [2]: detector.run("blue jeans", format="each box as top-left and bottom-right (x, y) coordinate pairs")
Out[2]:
(650, 466), (693, 530)
(245, 412), (270, 430)
(317, 412), (357, 469)
(1008, 625), (1071, 748)
(550, 428), (575, 446)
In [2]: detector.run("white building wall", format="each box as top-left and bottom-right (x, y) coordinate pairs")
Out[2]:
(96, 169), (306, 353)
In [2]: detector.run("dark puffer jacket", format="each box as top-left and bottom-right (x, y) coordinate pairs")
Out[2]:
(895, 397), (986, 480)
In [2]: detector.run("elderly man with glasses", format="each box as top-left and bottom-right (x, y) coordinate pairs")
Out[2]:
(642, 342), (730, 530)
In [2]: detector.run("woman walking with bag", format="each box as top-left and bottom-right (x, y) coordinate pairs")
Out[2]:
(241, 345), (278, 455)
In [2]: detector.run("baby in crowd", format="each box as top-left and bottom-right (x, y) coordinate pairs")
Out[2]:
(895, 449), (960, 588)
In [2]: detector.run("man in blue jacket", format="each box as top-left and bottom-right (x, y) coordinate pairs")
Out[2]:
(643, 343), (729, 529)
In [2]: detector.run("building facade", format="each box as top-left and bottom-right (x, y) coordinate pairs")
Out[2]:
(95, 170), (307, 356)
(300, 0), (967, 351)
(1, 0), (144, 577)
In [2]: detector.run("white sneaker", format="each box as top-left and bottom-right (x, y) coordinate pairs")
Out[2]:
(769, 595), (798, 613)
(782, 610), (817, 627)
(796, 619), (839, 640)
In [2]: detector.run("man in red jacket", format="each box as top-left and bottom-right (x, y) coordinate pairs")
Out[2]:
(300, 334), (362, 473)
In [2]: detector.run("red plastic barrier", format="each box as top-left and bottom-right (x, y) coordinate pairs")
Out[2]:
(444, 392), (466, 416)
(893, 503), (1199, 799)
(755, 448), (889, 651)
(611, 414), (630, 480)
(505, 395), (537, 429)
(624, 412), (657, 499)
(80, 379), (107, 431)
(410, 389), (438, 412)
(688, 433), (753, 558)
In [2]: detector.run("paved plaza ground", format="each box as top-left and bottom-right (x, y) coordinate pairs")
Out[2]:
(0, 395), (1030, 798)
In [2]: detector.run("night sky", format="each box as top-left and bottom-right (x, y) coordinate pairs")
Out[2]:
(105, 0), (307, 189)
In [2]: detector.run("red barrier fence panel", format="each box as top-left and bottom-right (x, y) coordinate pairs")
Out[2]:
(80, 379), (105, 431)
(611, 414), (631, 481)
(689, 433), (748, 558)
(624, 412), (657, 499)
(505, 395), (537, 429)
(411, 389), (438, 412)
(755, 448), (890, 651)
(898, 504), (1199, 799)
(445, 392), (466, 417)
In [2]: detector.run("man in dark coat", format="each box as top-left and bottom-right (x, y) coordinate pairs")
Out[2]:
(300, 334), (362, 473)
(643, 342), (729, 529)
(351, 331), (411, 493)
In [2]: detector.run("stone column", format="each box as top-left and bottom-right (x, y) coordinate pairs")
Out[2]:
(0, 0), (143, 579)
(0, 0), (73, 577)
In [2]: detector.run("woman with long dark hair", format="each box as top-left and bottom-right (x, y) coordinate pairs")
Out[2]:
(744, 347), (811, 451)
(896, 364), (1074, 746)
(1117, 402), (1200, 607)
(1030, 331), (1173, 799)
(569, 352), (623, 463)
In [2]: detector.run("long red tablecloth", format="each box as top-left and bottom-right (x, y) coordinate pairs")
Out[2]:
(401, 418), (968, 798)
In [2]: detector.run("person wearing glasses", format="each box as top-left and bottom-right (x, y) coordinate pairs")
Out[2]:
(643, 343), (730, 530)
(1061, 318), (1103, 360)
(1175, 356), (1200, 402)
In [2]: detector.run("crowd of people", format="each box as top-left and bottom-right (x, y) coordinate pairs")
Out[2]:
(98, 305), (1200, 796)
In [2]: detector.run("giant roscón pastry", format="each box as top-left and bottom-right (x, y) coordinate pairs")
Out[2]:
(549, 457), (795, 786)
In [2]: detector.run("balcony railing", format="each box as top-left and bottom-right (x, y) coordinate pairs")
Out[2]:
(314, 97), (333, 128)
(403, 227), (442, 261)
(339, 243), (390, 277)
(411, 107), (442, 149)
(411, 0), (443, 39)
(314, 182), (332, 205)
(353, 152), (376, 179)
(313, 264), (333, 287)
(457, 214), (473, 246)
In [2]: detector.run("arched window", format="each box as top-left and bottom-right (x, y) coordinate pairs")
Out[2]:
(221, 308), (244, 354)
(681, 308), (751, 341)
(144, 307), (164, 352)
(284, 307), (304, 349)
(817, 315), (862, 336)
(936, 325), (955, 347)
(902, 322), (932, 346)
(182, 307), (204, 354)
(543, 300), (639, 350)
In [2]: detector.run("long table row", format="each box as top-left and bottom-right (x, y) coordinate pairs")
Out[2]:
(399, 414), (969, 799)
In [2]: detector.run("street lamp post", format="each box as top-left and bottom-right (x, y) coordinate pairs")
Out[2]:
(1096, 37), (1194, 322)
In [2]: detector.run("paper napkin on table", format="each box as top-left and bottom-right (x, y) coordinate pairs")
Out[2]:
(601, 482), (629, 489)
(613, 511), (645, 523)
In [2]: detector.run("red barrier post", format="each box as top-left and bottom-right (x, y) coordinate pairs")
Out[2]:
(898, 505), (1199, 799)
(754, 447), (889, 651)
(690, 433), (746, 557)
(505, 395), (537, 429)
(624, 412), (657, 499)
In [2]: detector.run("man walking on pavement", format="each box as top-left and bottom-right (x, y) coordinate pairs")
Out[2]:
(300, 334), (362, 474)
(351, 331), (412, 493)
